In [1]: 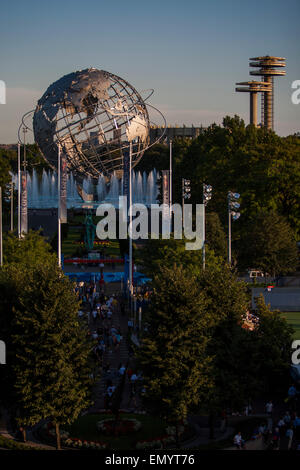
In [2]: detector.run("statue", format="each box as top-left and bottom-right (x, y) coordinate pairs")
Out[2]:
(84, 212), (96, 251)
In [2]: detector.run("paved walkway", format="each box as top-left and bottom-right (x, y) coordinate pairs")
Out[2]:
(88, 290), (142, 413)
(0, 410), (54, 450)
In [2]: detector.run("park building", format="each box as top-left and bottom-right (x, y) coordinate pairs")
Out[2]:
(150, 125), (205, 143)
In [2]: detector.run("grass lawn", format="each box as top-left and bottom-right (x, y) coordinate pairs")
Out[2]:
(281, 312), (300, 339)
(64, 413), (167, 450)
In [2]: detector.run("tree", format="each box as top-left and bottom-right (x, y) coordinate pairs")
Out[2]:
(196, 263), (260, 437)
(136, 118), (300, 241)
(238, 211), (298, 277)
(137, 264), (213, 447)
(3, 230), (57, 266)
(205, 212), (227, 259)
(136, 243), (294, 441)
(0, 250), (92, 449)
(137, 237), (223, 279)
(252, 294), (294, 394)
(0, 150), (12, 188)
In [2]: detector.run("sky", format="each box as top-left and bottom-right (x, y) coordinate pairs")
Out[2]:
(0, 0), (299, 143)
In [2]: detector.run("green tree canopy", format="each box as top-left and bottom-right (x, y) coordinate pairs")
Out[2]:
(252, 294), (294, 393)
(136, 237), (223, 279)
(3, 230), (57, 266)
(0, 232), (92, 448)
(237, 211), (298, 276)
(137, 264), (213, 444)
(0, 261), (92, 449)
(136, 116), (300, 243)
(205, 212), (227, 259)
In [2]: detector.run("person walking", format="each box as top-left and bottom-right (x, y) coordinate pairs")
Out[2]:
(233, 432), (245, 449)
(265, 400), (273, 416)
(286, 427), (293, 450)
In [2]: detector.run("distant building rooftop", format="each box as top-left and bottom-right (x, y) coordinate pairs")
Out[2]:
(150, 125), (205, 143)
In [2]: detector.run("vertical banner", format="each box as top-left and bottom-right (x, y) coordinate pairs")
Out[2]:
(60, 153), (68, 223)
(162, 170), (170, 235)
(122, 149), (130, 217)
(20, 170), (28, 235)
(122, 150), (130, 295)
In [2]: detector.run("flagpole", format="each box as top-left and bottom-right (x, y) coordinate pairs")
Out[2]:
(0, 186), (3, 267)
(129, 141), (133, 305)
(169, 139), (172, 232)
(18, 143), (21, 238)
(58, 144), (61, 267)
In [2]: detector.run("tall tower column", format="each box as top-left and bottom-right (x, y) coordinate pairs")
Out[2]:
(249, 56), (286, 131)
(264, 75), (272, 130)
(235, 81), (271, 127)
(250, 91), (258, 126)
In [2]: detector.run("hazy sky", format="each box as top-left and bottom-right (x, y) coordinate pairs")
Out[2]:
(0, 0), (299, 143)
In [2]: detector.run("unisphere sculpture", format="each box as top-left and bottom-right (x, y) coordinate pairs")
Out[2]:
(33, 68), (151, 178)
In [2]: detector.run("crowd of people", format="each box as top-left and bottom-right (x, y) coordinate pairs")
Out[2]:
(233, 396), (300, 450)
(261, 396), (300, 450)
(74, 280), (145, 411)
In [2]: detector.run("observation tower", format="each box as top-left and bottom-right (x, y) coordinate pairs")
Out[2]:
(249, 56), (286, 130)
(235, 81), (272, 127)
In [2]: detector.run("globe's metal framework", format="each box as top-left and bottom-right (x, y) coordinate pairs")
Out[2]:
(32, 68), (160, 179)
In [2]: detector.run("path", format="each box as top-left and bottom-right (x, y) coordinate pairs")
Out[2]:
(89, 289), (141, 413)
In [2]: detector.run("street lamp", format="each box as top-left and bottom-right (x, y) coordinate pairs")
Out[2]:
(0, 186), (2, 267)
(129, 141), (133, 311)
(57, 143), (62, 267)
(17, 143), (21, 238)
(20, 127), (28, 236)
(169, 140), (172, 225)
(9, 180), (14, 232)
(182, 178), (191, 226)
(202, 184), (213, 270)
(228, 192), (241, 265)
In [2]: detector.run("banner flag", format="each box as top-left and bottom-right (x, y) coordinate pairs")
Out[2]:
(161, 170), (170, 235)
(122, 149), (130, 218)
(20, 170), (28, 235)
(60, 153), (68, 223)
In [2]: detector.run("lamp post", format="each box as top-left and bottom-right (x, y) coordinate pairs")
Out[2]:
(17, 143), (21, 238)
(9, 181), (14, 232)
(20, 127), (28, 236)
(202, 184), (212, 270)
(228, 192), (241, 265)
(0, 186), (2, 267)
(129, 141), (133, 312)
(182, 178), (191, 227)
(169, 139), (172, 230)
(58, 144), (61, 267)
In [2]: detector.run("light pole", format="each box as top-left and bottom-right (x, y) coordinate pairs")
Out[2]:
(227, 192), (241, 265)
(182, 178), (191, 227)
(202, 184), (213, 270)
(169, 139), (172, 231)
(58, 144), (61, 267)
(10, 180), (14, 232)
(17, 143), (21, 238)
(129, 141), (133, 312)
(0, 186), (2, 267)
(20, 127), (28, 236)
